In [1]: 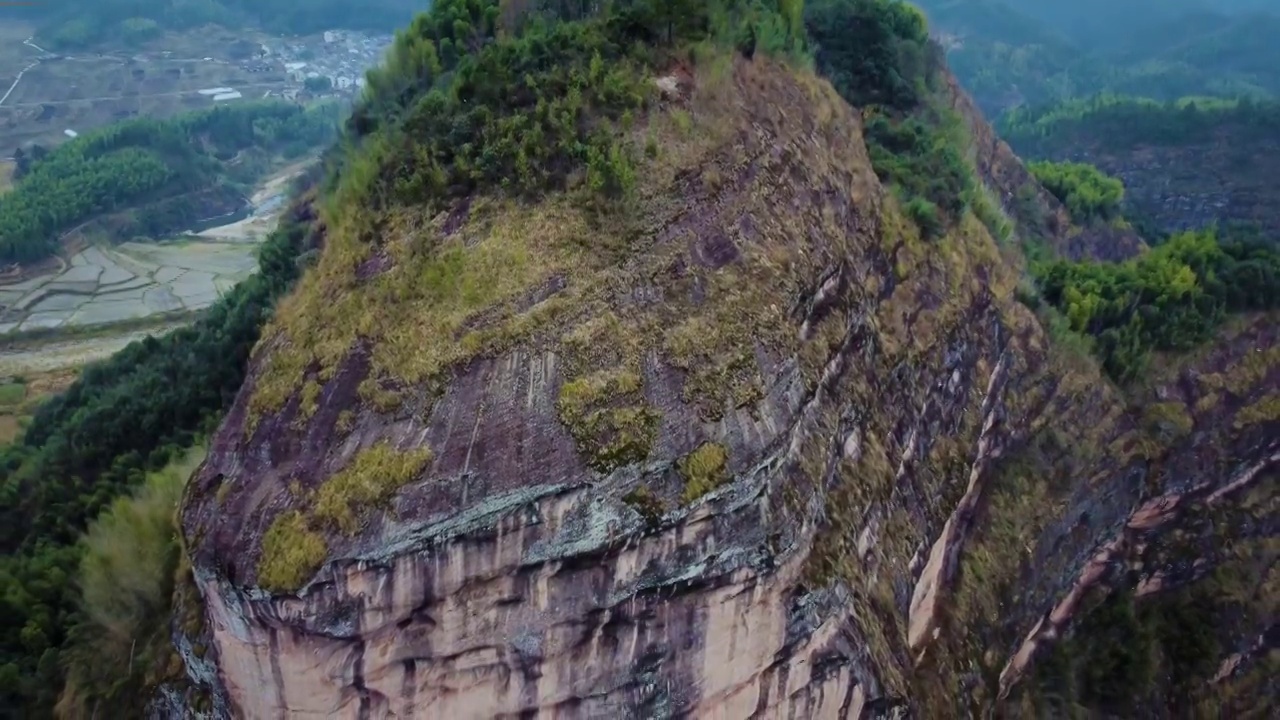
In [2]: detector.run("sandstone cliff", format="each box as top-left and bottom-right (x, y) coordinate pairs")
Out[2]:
(167, 51), (1277, 720)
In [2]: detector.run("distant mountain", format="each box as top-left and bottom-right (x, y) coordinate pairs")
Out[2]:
(916, 0), (1280, 116)
(11, 0), (422, 48)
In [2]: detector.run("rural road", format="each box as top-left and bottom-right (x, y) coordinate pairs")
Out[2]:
(0, 82), (286, 108)
(1, 38), (273, 109)
(0, 322), (187, 376)
(0, 61), (38, 107)
(0, 37), (50, 107)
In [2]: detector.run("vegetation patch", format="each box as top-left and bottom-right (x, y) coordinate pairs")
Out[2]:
(622, 485), (666, 528)
(249, 0), (813, 423)
(1034, 229), (1280, 383)
(0, 102), (339, 264)
(55, 448), (205, 719)
(678, 442), (730, 503)
(560, 400), (661, 473)
(557, 369), (643, 420)
(0, 383), (26, 407)
(0, 203), (311, 715)
(314, 442), (434, 534)
(1142, 401), (1194, 442)
(1235, 393), (1280, 428)
(664, 312), (768, 418)
(1028, 160), (1124, 225)
(257, 511), (328, 593)
(250, 200), (592, 424)
(1002, 95), (1280, 157)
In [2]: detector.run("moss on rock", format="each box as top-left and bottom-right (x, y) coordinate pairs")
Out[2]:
(315, 442), (433, 534)
(678, 442), (730, 503)
(258, 511), (328, 593)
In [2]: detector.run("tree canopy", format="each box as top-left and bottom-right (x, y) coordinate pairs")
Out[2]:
(1028, 160), (1124, 225)
(0, 101), (338, 264)
(1032, 228), (1280, 382)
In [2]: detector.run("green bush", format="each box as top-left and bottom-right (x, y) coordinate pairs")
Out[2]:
(340, 0), (809, 220)
(55, 449), (205, 718)
(864, 113), (972, 235)
(904, 196), (943, 239)
(1034, 228), (1280, 382)
(806, 0), (935, 111)
(1029, 160), (1124, 224)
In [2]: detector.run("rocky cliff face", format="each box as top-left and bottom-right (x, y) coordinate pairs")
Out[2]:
(940, 71), (1145, 263)
(171, 56), (1277, 718)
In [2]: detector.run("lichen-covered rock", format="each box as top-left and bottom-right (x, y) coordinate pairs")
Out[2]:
(176, 56), (1278, 719)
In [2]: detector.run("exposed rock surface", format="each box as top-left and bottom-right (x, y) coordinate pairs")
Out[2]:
(173, 57), (1277, 719)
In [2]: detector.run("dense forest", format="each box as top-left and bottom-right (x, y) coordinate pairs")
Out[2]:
(1027, 160), (1124, 225)
(9, 0), (422, 47)
(0, 101), (339, 264)
(999, 94), (1280, 155)
(0, 0), (1275, 716)
(0, 185), (317, 716)
(1029, 228), (1280, 382)
(914, 0), (1280, 116)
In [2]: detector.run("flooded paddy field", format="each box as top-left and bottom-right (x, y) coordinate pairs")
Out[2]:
(0, 159), (309, 377)
(0, 238), (259, 334)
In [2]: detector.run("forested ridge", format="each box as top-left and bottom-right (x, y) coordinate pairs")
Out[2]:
(8, 0), (421, 47)
(0, 101), (339, 265)
(914, 0), (1280, 117)
(999, 94), (1280, 155)
(0, 0), (1275, 716)
(1029, 229), (1280, 382)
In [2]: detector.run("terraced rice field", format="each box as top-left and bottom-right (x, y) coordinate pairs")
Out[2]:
(0, 239), (258, 334)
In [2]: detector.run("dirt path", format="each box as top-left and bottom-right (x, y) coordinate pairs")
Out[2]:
(0, 321), (187, 375)
(1, 81), (286, 108)
(0, 60), (38, 106)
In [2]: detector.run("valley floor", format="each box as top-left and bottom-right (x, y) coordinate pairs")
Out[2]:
(0, 159), (307, 374)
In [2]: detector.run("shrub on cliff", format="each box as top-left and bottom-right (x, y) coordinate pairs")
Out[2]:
(1028, 160), (1124, 225)
(55, 449), (205, 719)
(809, 1), (973, 240)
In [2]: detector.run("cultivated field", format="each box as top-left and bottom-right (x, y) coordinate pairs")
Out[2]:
(0, 160), (306, 382)
(0, 21), (291, 151)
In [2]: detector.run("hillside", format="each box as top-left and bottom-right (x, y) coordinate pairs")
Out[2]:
(169, 0), (1278, 718)
(916, 0), (1280, 116)
(1001, 97), (1280, 239)
(0, 101), (337, 266)
(9, 0), (421, 47)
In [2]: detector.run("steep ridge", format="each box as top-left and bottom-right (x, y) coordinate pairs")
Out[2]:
(166, 4), (1278, 718)
(939, 70), (1146, 262)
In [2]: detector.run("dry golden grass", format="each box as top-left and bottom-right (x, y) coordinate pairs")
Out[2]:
(257, 511), (328, 593)
(0, 415), (21, 445)
(678, 442), (729, 503)
(0, 160), (14, 195)
(314, 442), (433, 534)
(246, 51), (849, 449)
